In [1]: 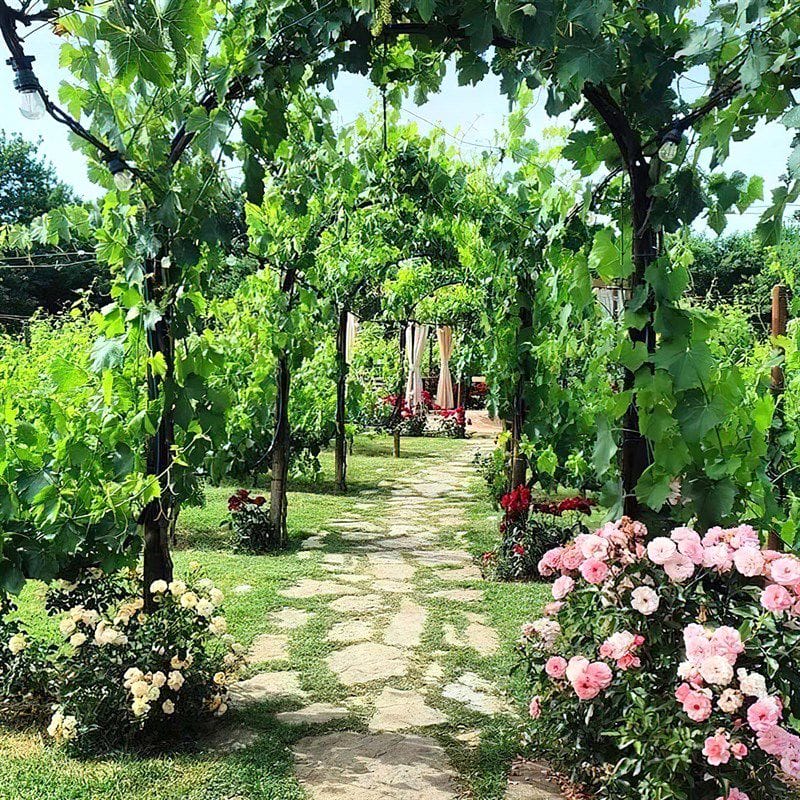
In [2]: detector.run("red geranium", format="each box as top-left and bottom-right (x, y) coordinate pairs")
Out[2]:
(556, 496), (596, 515)
(500, 485), (532, 519)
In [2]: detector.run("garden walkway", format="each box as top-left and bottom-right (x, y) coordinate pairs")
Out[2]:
(227, 437), (563, 800)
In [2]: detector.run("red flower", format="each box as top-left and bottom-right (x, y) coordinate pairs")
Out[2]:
(228, 495), (243, 512)
(556, 496), (596, 515)
(513, 543), (526, 556)
(236, 488), (250, 499)
(500, 485), (532, 519)
(253, 495), (266, 507)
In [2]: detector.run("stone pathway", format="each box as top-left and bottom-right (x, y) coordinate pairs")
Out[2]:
(229, 439), (563, 800)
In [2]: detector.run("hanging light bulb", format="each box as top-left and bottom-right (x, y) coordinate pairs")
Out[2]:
(6, 56), (45, 120)
(658, 126), (683, 163)
(106, 152), (134, 191)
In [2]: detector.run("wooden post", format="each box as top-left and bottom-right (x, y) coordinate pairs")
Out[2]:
(334, 306), (348, 493)
(393, 428), (401, 458)
(768, 284), (788, 551)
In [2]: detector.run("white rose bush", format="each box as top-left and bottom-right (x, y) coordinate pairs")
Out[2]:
(522, 517), (800, 799)
(0, 566), (243, 753)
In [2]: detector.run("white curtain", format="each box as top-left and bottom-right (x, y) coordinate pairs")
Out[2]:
(436, 326), (454, 408)
(404, 323), (429, 407)
(345, 313), (358, 364)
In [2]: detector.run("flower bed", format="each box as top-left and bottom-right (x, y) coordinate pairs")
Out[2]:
(480, 487), (595, 581)
(521, 517), (800, 800)
(3, 567), (243, 753)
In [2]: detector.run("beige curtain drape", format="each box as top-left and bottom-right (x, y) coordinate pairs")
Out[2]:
(436, 325), (454, 408)
(345, 313), (358, 364)
(404, 323), (429, 407)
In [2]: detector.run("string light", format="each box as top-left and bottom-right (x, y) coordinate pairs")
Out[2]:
(106, 152), (134, 191)
(658, 126), (683, 163)
(6, 54), (45, 119)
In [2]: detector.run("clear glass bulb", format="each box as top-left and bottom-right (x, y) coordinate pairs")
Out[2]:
(113, 169), (134, 191)
(19, 90), (45, 120)
(658, 139), (679, 163)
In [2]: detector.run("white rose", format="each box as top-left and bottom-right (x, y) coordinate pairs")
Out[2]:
(59, 617), (77, 637)
(718, 688), (744, 713)
(149, 580), (168, 594)
(179, 592), (198, 609)
(197, 578), (214, 591)
(630, 586), (660, 616)
(209, 588), (224, 606)
(168, 580), (187, 597)
(7, 633), (27, 655)
(195, 599), (214, 618)
(131, 698), (150, 717)
(151, 671), (167, 688)
(208, 616), (227, 635)
(700, 655), (734, 686)
(124, 667), (144, 686)
(162, 700), (175, 715)
(69, 632), (87, 648)
(737, 668), (768, 698)
(130, 680), (150, 698)
(167, 671), (185, 692)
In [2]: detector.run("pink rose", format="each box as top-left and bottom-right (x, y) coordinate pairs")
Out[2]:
(702, 732), (731, 766)
(703, 543), (734, 572)
(576, 534), (609, 561)
(584, 661), (613, 689)
(711, 626), (744, 665)
(761, 583), (793, 613)
(545, 656), (568, 679)
(552, 575), (575, 600)
(686, 635), (713, 664)
(579, 558), (609, 584)
(682, 690), (712, 722)
(756, 725), (791, 756)
(730, 741), (748, 760)
(565, 656), (590, 683)
(747, 697), (782, 733)
(647, 537), (677, 565)
(770, 556), (800, 586)
(675, 682), (692, 703)
(529, 696), (542, 719)
(560, 546), (585, 572)
(573, 674), (601, 700)
(617, 652), (640, 670)
(717, 790), (750, 800)
(733, 546), (765, 577)
(678, 538), (705, 565)
(663, 553), (695, 582)
(543, 601), (564, 616)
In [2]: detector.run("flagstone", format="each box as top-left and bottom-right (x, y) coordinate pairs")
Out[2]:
(384, 600), (426, 648)
(269, 608), (312, 629)
(275, 702), (351, 726)
(279, 579), (360, 599)
(229, 671), (306, 705)
(326, 642), (408, 686)
(368, 688), (447, 731)
(441, 672), (508, 715)
(247, 633), (289, 663)
(328, 620), (374, 643)
(329, 593), (385, 614)
(293, 731), (458, 800)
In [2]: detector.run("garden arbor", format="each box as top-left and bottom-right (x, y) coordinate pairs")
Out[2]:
(0, 0), (798, 604)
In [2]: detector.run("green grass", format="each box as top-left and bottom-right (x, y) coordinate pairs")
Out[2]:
(0, 433), (551, 800)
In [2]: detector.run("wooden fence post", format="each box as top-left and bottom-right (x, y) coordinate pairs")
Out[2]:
(768, 284), (787, 552)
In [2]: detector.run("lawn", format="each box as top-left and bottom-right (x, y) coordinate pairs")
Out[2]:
(0, 434), (550, 800)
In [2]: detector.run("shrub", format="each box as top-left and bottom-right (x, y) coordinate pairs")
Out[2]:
(520, 517), (800, 800)
(0, 597), (57, 723)
(227, 489), (278, 552)
(481, 492), (596, 581)
(45, 567), (140, 616)
(473, 443), (510, 506)
(48, 568), (244, 752)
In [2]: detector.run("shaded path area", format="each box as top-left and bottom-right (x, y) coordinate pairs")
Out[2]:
(228, 437), (563, 799)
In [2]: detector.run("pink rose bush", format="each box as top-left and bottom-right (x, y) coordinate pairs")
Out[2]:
(520, 516), (800, 799)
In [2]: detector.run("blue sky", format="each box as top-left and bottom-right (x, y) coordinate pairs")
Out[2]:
(1, 30), (795, 235)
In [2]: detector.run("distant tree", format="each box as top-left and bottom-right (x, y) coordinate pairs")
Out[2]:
(0, 131), (102, 318)
(689, 227), (800, 327)
(0, 130), (75, 224)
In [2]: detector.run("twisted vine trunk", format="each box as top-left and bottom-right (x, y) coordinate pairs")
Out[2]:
(269, 355), (290, 547)
(141, 252), (175, 611)
(334, 306), (348, 493)
(584, 84), (656, 519)
(511, 291), (533, 489)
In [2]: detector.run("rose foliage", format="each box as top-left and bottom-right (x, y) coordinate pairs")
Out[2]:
(522, 517), (800, 800)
